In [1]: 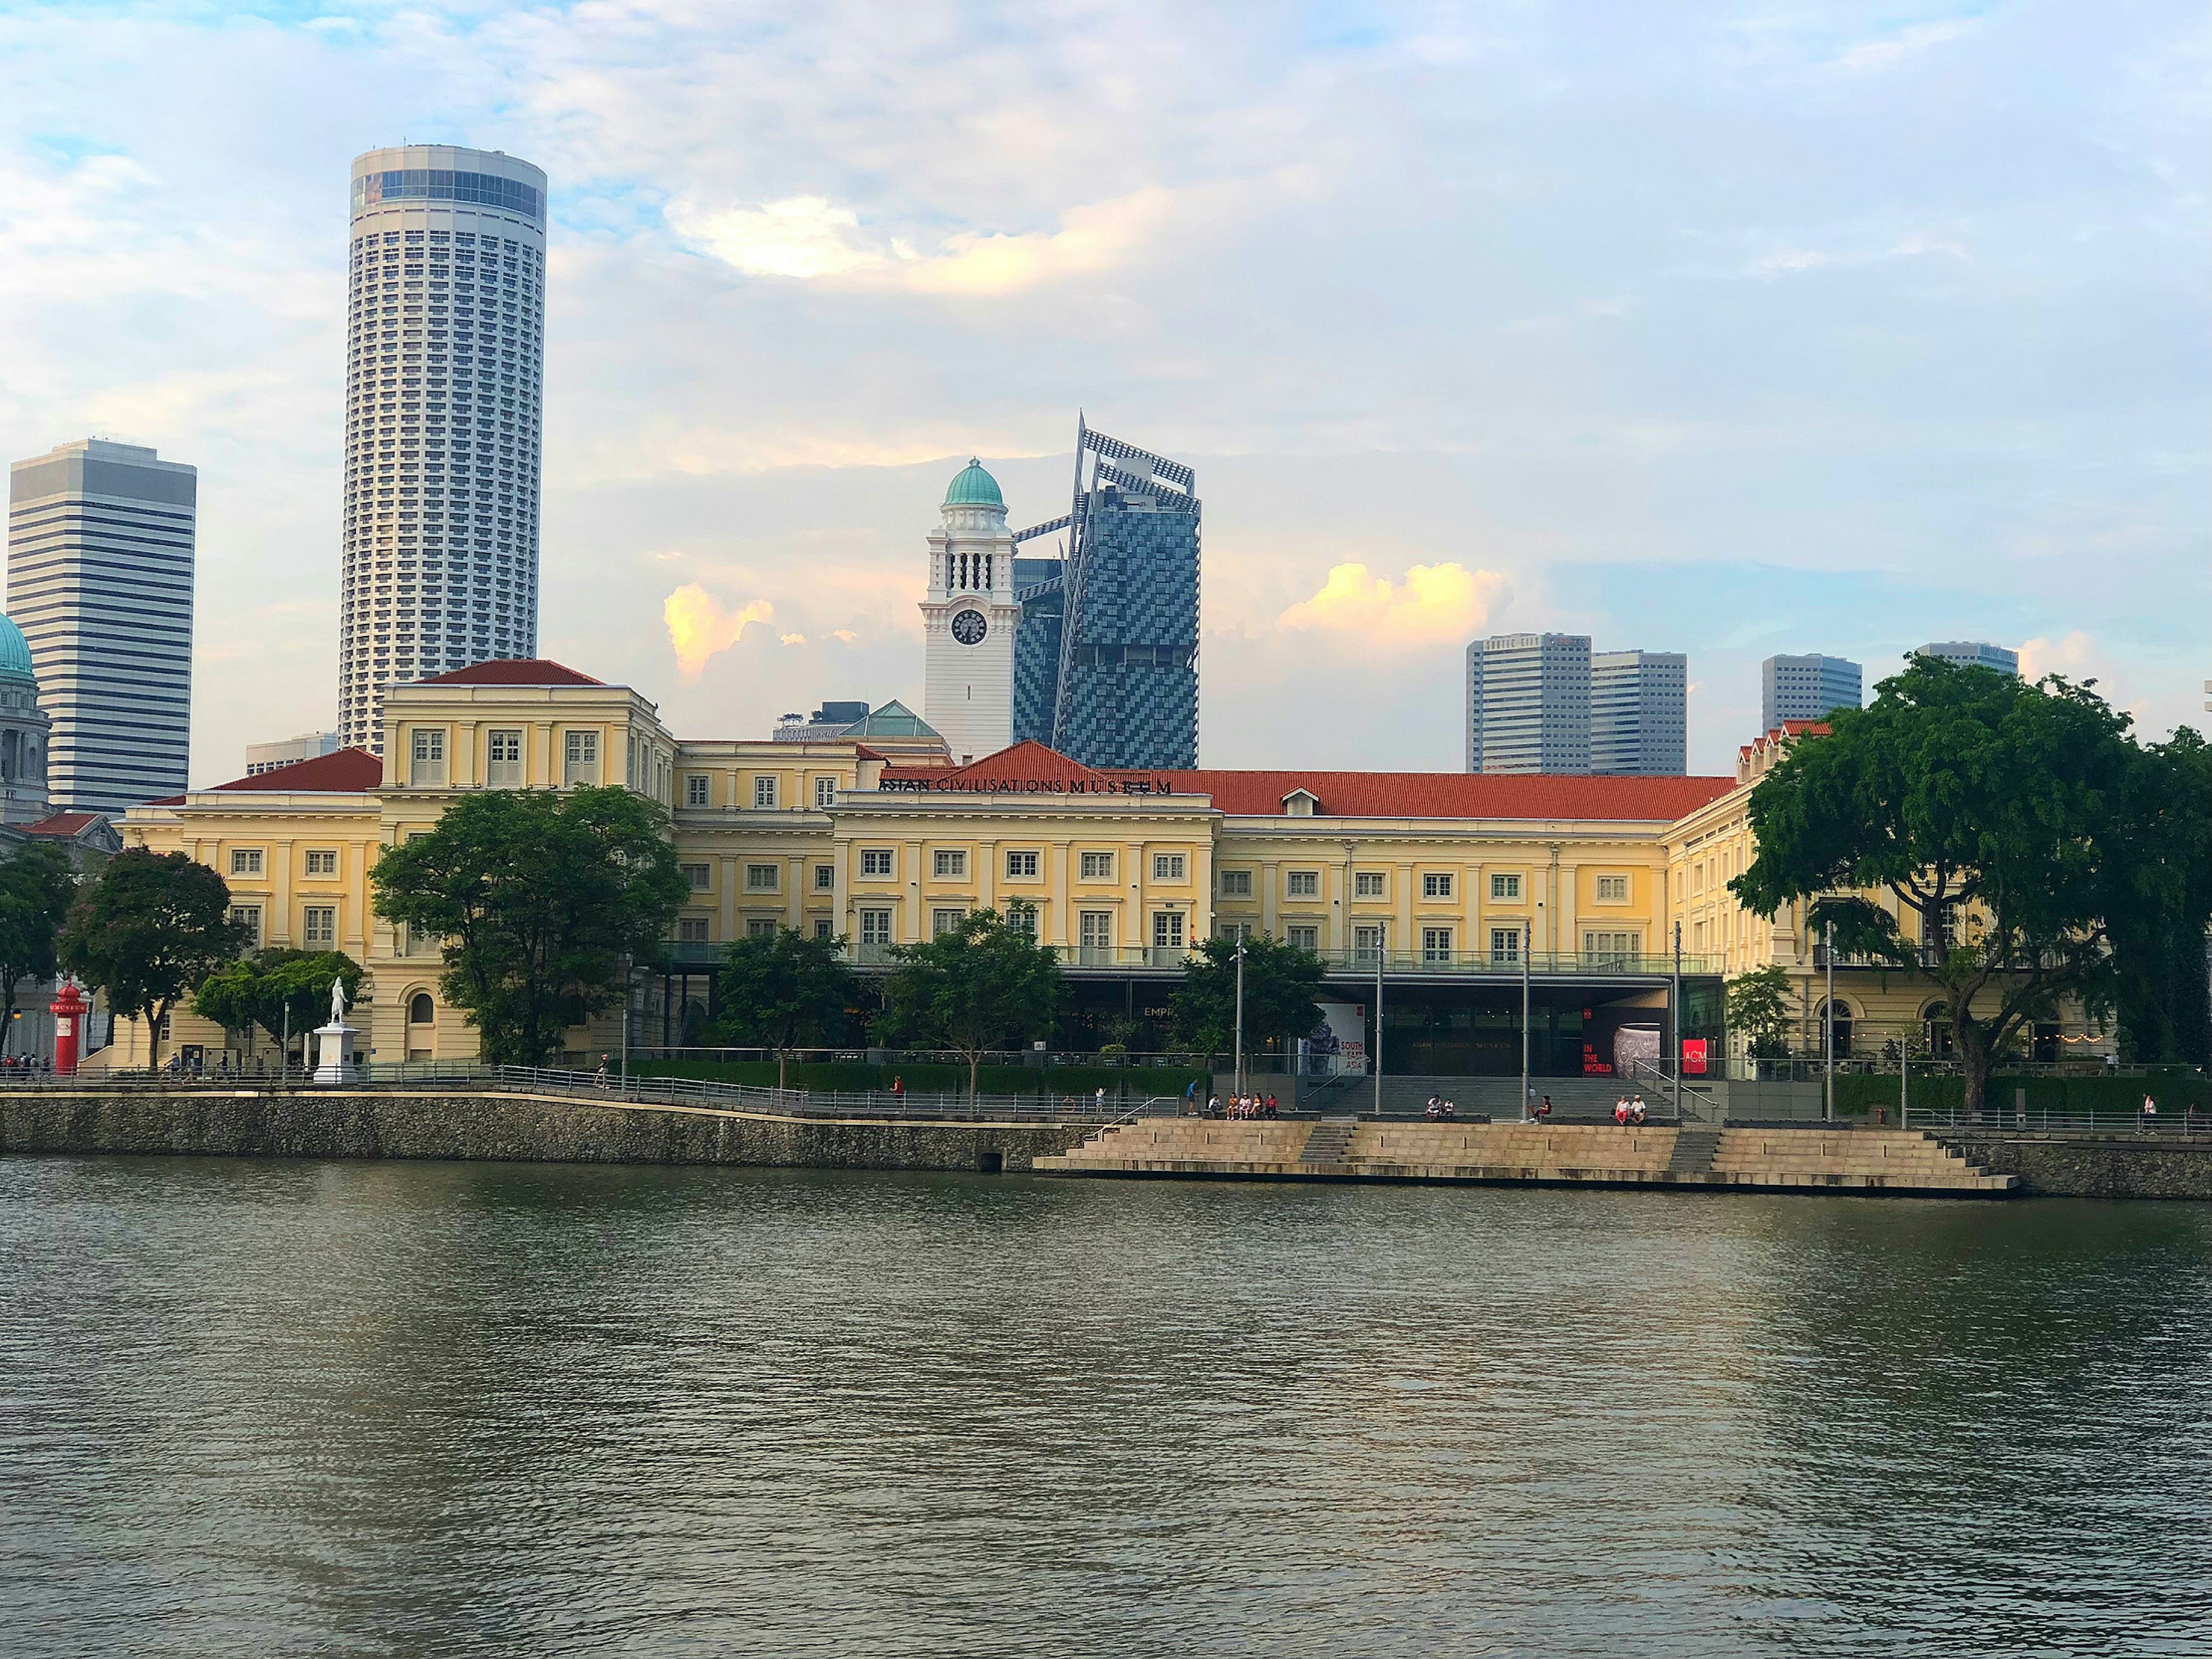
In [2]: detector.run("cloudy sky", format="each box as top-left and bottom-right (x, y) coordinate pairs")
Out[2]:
(1, 0), (2205, 783)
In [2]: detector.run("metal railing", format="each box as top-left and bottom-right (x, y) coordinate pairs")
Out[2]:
(487, 1065), (1177, 1123)
(658, 942), (1718, 977)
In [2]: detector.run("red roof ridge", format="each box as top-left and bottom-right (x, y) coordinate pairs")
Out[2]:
(204, 747), (385, 793)
(415, 658), (605, 687)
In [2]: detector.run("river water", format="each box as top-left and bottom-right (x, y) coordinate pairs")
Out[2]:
(2, 1157), (2208, 1657)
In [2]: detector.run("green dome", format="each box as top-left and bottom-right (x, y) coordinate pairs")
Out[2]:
(944, 458), (1003, 508)
(0, 616), (33, 685)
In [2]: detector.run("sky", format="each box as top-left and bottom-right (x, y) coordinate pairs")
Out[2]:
(0, 0), (2204, 785)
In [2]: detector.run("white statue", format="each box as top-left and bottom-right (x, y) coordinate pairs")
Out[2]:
(329, 976), (349, 1027)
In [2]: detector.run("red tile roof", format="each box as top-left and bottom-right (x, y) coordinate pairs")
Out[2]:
(201, 747), (386, 794)
(21, 811), (104, 836)
(879, 744), (1736, 821)
(416, 659), (604, 687)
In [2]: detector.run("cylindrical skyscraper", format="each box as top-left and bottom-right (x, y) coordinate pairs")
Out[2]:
(339, 145), (547, 756)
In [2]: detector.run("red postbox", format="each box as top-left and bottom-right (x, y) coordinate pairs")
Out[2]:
(51, 980), (88, 1076)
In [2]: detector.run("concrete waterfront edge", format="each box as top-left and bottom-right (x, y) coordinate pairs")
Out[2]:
(1937, 1131), (2212, 1200)
(0, 1090), (1088, 1174)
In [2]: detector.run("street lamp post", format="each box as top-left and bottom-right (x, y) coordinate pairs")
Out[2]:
(1520, 900), (1542, 1122)
(1373, 921), (1385, 1119)
(1233, 937), (1247, 1097)
(1824, 919), (1836, 1124)
(1673, 919), (1684, 1119)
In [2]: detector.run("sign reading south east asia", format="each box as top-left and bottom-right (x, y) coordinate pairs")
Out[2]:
(878, 775), (1179, 796)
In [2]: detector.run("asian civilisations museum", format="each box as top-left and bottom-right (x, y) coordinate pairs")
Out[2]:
(107, 456), (2092, 1080)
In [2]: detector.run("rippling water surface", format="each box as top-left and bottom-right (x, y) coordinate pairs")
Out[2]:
(3, 1157), (2210, 1657)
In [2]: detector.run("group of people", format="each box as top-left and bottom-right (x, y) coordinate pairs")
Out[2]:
(0, 1052), (50, 1075)
(1203, 1092), (1279, 1118)
(1423, 1095), (1459, 1121)
(1613, 1093), (1651, 1126)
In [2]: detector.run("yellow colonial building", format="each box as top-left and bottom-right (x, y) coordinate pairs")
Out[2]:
(113, 661), (2102, 1075)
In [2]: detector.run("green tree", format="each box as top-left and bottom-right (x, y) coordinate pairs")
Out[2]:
(873, 906), (1065, 1098)
(1173, 932), (1325, 1060)
(2103, 729), (2212, 1065)
(1732, 657), (2135, 1118)
(192, 949), (368, 1060)
(59, 847), (247, 1068)
(0, 842), (77, 1054)
(706, 927), (855, 1089)
(370, 787), (688, 1066)
(1725, 964), (1794, 1060)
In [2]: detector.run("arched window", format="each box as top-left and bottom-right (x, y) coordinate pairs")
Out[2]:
(1818, 999), (1853, 1059)
(408, 993), (435, 1025)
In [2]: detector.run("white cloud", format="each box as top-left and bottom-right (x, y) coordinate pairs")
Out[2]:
(664, 196), (883, 279)
(1836, 19), (1980, 73)
(664, 584), (774, 679)
(1278, 562), (1508, 645)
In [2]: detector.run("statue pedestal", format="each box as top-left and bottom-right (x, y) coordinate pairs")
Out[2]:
(312, 1022), (358, 1085)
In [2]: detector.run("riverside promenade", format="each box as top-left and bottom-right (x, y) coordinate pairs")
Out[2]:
(6, 1070), (2212, 1197)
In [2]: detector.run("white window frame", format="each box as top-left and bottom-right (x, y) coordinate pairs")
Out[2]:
(685, 774), (711, 808)
(410, 728), (446, 786)
(1595, 874), (1629, 903)
(1490, 927), (1521, 964)
(681, 863), (711, 891)
(304, 849), (338, 877)
(677, 916), (711, 944)
(1152, 853), (1186, 881)
(1286, 870), (1319, 898)
(1353, 871), (1385, 899)
(1422, 926), (1453, 963)
(753, 775), (779, 809)
(1152, 910), (1185, 951)
(486, 729), (524, 787)
(229, 848), (264, 877)
(228, 904), (262, 946)
(1006, 850), (1040, 878)
(1218, 869), (1252, 897)
(1080, 851), (1113, 880)
(745, 863), (779, 892)
(1422, 872), (1454, 900)
(933, 849), (968, 879)
(303, 906), (338, 948)
(859, 908), (894, 947)
(1287, 924), (1319, 952)
(932, 907), (965, 938)
(563, 729), (599, 786)
(860, 849), (895, 878)
(813, 864), (835, 891)
(1490, 872), (1522, 901)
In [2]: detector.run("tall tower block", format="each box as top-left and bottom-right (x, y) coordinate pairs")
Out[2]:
(921, 461), (1020, 763)
(339, 145), (547, 756)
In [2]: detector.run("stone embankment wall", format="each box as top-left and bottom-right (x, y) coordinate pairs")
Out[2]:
(0, 1090), (1088, 1174)
(1939, 1131), (2212, 1199)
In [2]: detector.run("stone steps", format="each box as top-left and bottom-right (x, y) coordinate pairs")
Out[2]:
(1036, 1118), (2019, 1195)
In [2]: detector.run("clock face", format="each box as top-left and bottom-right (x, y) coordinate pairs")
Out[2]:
(951, 609), (988, 646)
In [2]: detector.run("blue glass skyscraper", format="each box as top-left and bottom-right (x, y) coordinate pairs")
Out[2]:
(1010, 421), (1199, 769)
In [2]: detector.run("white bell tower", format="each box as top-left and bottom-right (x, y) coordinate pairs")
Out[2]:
(921, 459), (1019, 763)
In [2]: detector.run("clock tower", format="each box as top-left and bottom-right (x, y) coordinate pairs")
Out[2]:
(922, 459), (1020, 763)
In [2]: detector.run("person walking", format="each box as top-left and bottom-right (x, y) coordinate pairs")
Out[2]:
(2142, 1093), (2159, 1131)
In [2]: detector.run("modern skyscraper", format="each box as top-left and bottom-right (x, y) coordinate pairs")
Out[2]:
(1007, 421), (1200, 770)
(1465, 634), (1592, 774)
(7, 439), (195, 812)
(339, 145), (547, 756)
(1591, 650), (1687, 775)
(1760, 653), (1862, 732)
(1912, 641), (2018, 677)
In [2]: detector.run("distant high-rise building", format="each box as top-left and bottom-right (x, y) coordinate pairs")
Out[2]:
(1465, 633), (1592, 774)
(339, 145), (548, 756)
(1912, 641), (2017, 677)
(1591, 650), (1687, 775)
(1761, 653), (1862, 732)
(7, 438), (195, 812)
(245, 731), (342, 775)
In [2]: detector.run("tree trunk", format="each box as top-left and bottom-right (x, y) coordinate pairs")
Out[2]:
(777, 1048), (788, 1093)
(969, 1051), (980, 1102)
(1957, 1020), (1993, 1122)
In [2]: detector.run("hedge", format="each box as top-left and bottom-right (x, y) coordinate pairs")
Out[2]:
(628, 1057), (1211, 1100)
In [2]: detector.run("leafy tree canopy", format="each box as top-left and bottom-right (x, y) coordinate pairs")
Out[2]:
(1731, 657), (2143, 1111)
(0, 841), (78, 1052)
(2101, 727), (2212, 1065)
(59, 847), (247, 1065)
(706, 926), (855, 1089)
(370, 786), (688, 1066)
(873, 907), (1064, 1096)
(1725, 964), (1794, 1060)
(1173, 932), (1325, 1057)
(192, 949), (368, 1052)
